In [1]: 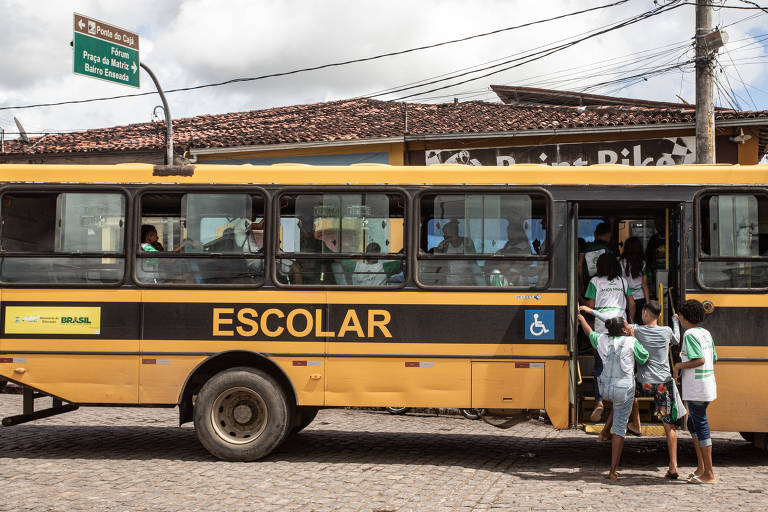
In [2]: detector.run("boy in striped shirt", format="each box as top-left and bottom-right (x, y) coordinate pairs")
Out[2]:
(673, 299), (718, 484)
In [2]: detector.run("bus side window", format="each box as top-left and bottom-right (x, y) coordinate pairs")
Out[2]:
(698, 192), (768, 288)
(0, 191), (126, 284)
(275, 192), (406, 287)
(417, 192), (549, 289)
(136, 192), (265, 286)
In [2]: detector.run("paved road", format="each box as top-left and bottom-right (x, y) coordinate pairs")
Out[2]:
(0, 393), (765, 512)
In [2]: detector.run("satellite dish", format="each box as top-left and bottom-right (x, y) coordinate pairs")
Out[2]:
(13, 117), (29, 144)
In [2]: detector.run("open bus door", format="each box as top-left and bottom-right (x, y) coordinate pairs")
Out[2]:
(568, 201), (685, 430)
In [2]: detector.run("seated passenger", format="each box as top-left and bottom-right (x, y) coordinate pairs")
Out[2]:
(341, 242), (401, 286)
(492, 222), (533, 286)
(140, 225), (163, 252)
(432, 220), (481, 286)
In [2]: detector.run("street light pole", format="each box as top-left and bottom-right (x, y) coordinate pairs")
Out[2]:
(140, 63), (174, 165)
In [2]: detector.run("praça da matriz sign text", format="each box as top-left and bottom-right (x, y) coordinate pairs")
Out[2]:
(73, 13), (140, 88)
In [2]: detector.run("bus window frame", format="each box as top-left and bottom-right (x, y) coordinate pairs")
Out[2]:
(694, 186), (768, 292)
(413, 186), (553, 291)
(271, 186), (410, 290)
(0, 184), (132, 288)
(132, 185), (270, 289)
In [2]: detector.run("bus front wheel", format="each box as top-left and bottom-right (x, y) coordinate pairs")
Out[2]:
(193, 367), (292, 461)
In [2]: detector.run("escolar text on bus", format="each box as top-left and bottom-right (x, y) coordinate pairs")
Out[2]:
(212, 307), (392, 338)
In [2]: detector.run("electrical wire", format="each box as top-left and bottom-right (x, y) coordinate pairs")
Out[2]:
(384, 1), (689, 101)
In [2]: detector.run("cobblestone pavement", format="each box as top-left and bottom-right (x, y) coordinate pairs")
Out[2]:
(0, 393), (766, 512)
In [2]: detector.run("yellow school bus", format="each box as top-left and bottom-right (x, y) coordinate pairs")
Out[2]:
(0, 163), (766, 460)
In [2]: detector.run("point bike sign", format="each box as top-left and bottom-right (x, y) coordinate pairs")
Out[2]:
(73, 13), (140, 88)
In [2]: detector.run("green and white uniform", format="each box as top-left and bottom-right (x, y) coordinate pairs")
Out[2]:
(681, 327), (718, 402)
(584, 275), (631, 333)
(340, 259), (401, 286)
(583, 242), (613, 278)
(620, 259), (650, 300)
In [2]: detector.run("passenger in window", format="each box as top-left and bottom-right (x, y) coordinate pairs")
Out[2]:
(578, 222), (614, 293)
(434, 220), (477, 255)
(581, 253), (635, 422)
(433, 220), (481, 286)
(140, 224), (191, 253)
(289, 215), (325, 284)
(620, 237), (651, 323)
(140, 225), (164, 252)
(341, 242), (401, 286)
(492, 221), (535, 286)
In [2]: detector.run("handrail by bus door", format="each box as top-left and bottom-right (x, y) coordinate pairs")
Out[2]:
(567, 202), (579, 425)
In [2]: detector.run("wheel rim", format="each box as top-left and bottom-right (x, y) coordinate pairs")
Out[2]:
(210, 386), (268, 445)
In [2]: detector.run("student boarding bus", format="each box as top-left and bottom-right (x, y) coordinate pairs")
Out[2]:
(0, 163), (766, 460)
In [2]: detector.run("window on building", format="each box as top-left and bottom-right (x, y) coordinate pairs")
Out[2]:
(0, 191), (126, 284)
(417, 192), (549, 288)
(698, 191), (768, 288)
(275, 192), (406, 287)
(136, 192), (265, 286)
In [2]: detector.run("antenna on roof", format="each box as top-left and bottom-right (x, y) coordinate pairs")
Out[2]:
(13, 117), (29, 144)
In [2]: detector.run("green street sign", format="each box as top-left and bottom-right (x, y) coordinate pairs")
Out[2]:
(73, 13), (140, 88)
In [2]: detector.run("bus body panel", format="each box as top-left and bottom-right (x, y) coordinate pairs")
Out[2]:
(1, 163), (767, 439)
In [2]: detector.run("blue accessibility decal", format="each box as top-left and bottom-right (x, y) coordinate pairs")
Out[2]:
(524, 310), (555, 340)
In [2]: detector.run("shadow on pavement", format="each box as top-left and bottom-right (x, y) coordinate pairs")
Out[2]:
(0, 422), (761, 482)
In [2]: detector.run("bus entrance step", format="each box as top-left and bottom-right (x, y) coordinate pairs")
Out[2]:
(583, 423), (668, 437)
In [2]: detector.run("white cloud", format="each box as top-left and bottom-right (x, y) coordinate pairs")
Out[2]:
(1, 0), (766, 138)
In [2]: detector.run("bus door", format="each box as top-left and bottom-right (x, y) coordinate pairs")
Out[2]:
(568, 200), (685, 427)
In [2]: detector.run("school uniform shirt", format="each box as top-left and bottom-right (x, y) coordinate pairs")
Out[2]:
(592, 310), (681, 384)
(620, 259), (650, 300)
(340, 259), (401, 286)
(584, 275), (631, 333)
(588, 332), (650, 374)
(681, 327), (718, 402)
(583, 242), (614, 278)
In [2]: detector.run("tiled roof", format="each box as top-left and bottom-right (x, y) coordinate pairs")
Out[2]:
(3, 98), (768, 156)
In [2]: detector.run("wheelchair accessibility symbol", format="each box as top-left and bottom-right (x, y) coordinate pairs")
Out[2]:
(524, 310), (555, 340)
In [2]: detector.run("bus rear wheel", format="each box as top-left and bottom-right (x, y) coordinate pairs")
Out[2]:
(193, 367), (292, 461)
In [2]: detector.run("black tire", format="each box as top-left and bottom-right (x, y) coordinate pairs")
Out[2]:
(193, 367), (292, 461)
(0, 380), (6, 393)
(291, 406), (320, 435)
(460, 408), (486, 420)
(385, 407), (410, 415)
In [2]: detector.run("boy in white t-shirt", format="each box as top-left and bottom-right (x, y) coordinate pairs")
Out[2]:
(673, 299), (718, 484)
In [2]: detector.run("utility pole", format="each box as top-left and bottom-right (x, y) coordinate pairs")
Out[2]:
(695, 0), (715, 164)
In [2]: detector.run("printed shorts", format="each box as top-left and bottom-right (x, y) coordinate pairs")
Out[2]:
(637, 381), (674, 424)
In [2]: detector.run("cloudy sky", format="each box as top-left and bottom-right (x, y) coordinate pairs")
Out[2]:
(1, 0), (766, 139)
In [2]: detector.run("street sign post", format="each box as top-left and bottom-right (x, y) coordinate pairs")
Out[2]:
(73, 13), (140, 88)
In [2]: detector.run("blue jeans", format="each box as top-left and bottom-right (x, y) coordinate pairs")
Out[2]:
(687, 400), (712, 447)
(594, 352), (603, 402)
